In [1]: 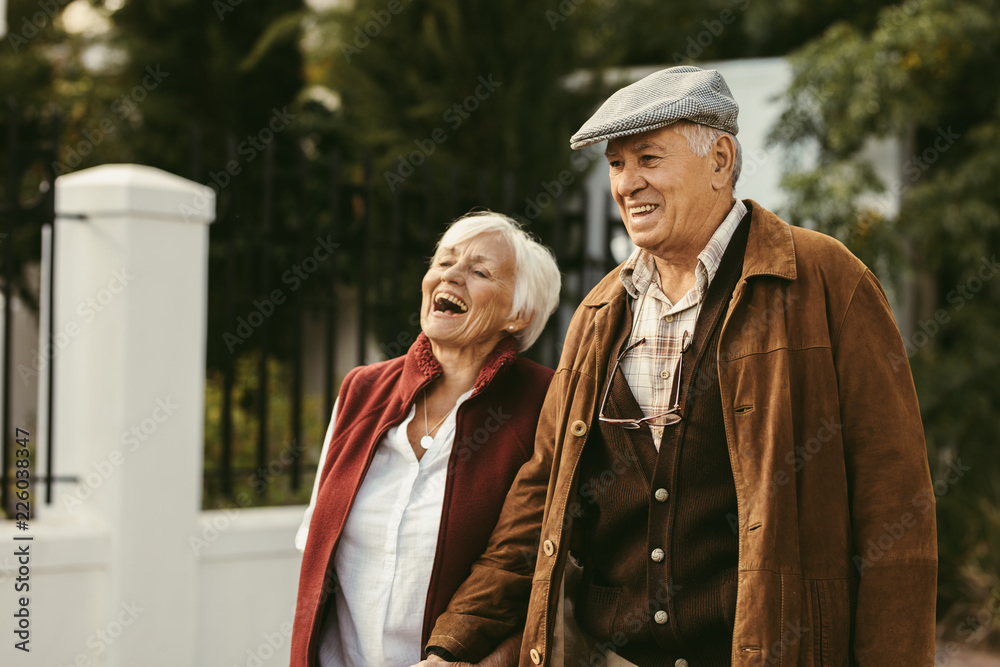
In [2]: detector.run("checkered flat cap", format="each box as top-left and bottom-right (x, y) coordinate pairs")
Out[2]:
(570, 66), (739, 149)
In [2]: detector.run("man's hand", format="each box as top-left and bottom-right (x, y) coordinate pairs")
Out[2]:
(409, 632), (521, 667)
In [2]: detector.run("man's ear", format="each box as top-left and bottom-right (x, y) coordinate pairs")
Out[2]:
(710, 133), (736, 191)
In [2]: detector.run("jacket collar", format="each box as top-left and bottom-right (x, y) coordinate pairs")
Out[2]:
(397, 332), (519, 405)
(581, 199), (797, 310)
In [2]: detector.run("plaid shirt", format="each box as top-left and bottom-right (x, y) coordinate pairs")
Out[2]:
(618, 199), (747, 450)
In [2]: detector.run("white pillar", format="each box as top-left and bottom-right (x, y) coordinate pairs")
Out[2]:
(51, 164), (214, 667)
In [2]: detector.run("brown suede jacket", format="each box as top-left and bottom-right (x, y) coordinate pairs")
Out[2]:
(428, 201), (937, 666)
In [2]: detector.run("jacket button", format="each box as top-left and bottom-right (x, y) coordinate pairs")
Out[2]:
(530, 648), (542, 664)
(542, 539), (555, 557)
(654, 488), (669, 502)
(675, 660), (689, 667)
(570, 420), (587, 437)
(650, 548), (664, 563)
(654, 610), (668, 624)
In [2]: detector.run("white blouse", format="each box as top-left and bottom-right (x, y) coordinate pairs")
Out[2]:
(296, 388), (474, 667)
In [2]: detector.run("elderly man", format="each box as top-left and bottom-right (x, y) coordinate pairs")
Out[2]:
(421, 66), (937, 666)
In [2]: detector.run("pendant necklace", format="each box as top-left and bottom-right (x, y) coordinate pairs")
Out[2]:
(421, 390), (452, 449)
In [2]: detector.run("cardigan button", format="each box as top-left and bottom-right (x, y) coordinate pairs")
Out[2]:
(675, 660), (689, 667)
(543, 539), (555, 557)
(650, 548), (664, 563)
(570, 420), (588, 437)
(530, 648), (542, 664)
(654, 487), (669, 502)
(654, 610), (668, 624)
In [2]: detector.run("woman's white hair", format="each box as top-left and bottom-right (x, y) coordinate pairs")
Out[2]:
(435, 210), (561, 352)
(671, 120), (743, 187)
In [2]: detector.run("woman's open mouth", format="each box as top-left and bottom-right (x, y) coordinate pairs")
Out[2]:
(433, 292), (469, 316)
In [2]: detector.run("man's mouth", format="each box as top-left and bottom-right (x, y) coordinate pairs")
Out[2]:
(629, 203), (658, 217)
(433, 292), (469, 315)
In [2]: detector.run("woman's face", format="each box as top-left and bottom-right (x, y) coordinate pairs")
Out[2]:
(420, 231), (519, 354)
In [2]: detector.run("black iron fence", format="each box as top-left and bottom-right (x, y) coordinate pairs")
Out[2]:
(0, 102), (620, 516)
(0, 101), (73, 519)
(195, 125), (615, 510)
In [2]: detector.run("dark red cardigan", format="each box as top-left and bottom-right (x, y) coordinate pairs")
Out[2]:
(290, 333), (553, 666)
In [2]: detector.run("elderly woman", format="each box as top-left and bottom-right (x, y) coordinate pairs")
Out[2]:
(290, 211), (561, 667)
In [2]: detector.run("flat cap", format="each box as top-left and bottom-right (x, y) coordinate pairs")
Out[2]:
(570, 66), (739, 150)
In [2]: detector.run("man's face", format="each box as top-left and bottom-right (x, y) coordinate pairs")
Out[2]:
(605, 124), (721, 260)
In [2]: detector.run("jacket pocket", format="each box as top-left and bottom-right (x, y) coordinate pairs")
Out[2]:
(575, 582), (622, 639)
(802, 578), (850, 666)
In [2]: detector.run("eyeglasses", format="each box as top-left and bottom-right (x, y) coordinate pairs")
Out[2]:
(598, 331), (691, 430)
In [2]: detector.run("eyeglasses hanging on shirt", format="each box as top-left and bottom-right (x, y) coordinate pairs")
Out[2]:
(599, 329), (691, 430)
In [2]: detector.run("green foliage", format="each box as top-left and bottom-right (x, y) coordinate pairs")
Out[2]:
(309, 0), (606, 196)
(772, 0), (1000, 640)
(106, 0), (306, 176)
(203, 350), (327, 510)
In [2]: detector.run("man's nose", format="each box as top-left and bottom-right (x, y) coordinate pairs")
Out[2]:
(615, 163), (646, 198)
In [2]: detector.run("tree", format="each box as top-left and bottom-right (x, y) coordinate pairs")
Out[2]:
(771, 0), (1000, 642)
(309, 0), (606, 198)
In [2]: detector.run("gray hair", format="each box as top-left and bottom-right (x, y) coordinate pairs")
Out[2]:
(436, 211), (561, 352)
(671, 120), (743, 187)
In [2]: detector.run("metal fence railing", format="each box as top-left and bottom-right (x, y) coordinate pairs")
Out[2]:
(0, 102), (76, 519)
(0, 104), (621, 515)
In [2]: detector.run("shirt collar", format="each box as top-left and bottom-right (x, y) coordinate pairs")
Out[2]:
(619, 199), (748, 298)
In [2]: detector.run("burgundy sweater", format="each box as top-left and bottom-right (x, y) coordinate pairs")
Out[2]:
(289, 333), (553, 666)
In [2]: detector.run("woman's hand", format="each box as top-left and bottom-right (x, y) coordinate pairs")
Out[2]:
(409, 632), (521, 667)
(410, 656), (470, 667)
